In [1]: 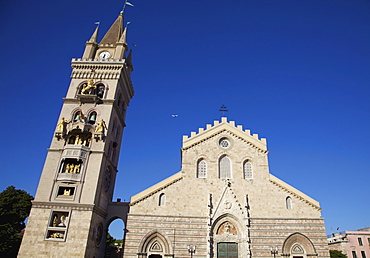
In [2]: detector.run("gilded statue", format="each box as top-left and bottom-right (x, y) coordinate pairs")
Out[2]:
(50, 232), (64, 238)
(63, 189), (71, 196)
(95, 119), (106, 133)
(58, 215), (66, 227)
(73, 164), (81, 173)
(56, 117), (68, 132)
(81, 79), (96, 94)
(52, 215), (58, 227)
(65, 164), (70, 173)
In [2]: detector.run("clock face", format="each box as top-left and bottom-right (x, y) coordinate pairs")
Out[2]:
(99, 51), (111, 59)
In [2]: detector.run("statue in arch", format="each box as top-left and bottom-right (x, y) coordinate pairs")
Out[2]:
(81, 79), (96, 94)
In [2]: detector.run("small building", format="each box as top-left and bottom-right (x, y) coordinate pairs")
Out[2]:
(327, 228), (370, 258)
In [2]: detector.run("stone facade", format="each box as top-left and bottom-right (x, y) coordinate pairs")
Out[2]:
(123, 117), (330, 258)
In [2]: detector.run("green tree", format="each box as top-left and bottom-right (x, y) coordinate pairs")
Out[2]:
(106, 232), (117, 246)
(0, 186), (33, 257)
(330, 250), (347, 258)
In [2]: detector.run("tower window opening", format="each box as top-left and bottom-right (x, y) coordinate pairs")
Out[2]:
(57, 186), (75, 198)
(46, 210), (70, 241)
(88, 112), (97, 125)
(96, 84), (105, 98)
(49, 211), (69, 228)
(73, 111), (83, 122)
(67, 132), (92, 147)
(61, 159), (82, 174)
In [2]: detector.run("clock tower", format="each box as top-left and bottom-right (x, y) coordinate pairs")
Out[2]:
(18, 12), (134, 257)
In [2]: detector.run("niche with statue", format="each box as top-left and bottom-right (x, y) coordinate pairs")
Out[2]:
(46, 211), (70, 241)
(77, 80), (105, 103)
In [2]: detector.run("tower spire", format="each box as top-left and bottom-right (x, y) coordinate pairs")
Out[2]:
(99, 14), (124, 45)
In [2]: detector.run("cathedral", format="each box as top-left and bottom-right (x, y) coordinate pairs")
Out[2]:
(18, 11), (330, 258)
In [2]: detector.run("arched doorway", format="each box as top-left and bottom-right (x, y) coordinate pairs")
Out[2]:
(137, 230), (173, 258)
(282, 233), (317, 258)
(211, 214), (247, 258)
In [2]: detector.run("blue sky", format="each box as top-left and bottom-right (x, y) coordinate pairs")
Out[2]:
(1, 0), (369, 239)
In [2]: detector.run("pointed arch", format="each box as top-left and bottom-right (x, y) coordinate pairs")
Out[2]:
(137, 230), (173, 257)
(96, 83), (105, 98)
(88, 111), (97, 125)
(282, 232), (317, 257)
(73, 109), (83, 122)
(211, 214), (245, 258)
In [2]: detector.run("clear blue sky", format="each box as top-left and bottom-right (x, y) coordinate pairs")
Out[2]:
(1, 0), (369, 239)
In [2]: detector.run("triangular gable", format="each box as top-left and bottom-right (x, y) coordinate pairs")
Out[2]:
(182, 117), (267, 152)
(211, 181), (248, 221)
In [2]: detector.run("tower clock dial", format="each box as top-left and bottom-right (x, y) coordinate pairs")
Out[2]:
(99, 51), (111, 59)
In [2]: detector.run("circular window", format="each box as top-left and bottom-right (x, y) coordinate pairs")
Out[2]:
(219, 138), (230, 148)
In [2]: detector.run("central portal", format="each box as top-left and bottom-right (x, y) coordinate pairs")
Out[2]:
(149, 255), (162, 258)
(217, 242), (238, 258)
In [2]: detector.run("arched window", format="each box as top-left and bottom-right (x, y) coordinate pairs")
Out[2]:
(96, 84), (105, 98)
(73, 111), (83, 122)
(243, 161), (253, 179)
(197, 159), (207, 178)
(286, 196), (293, 209)
(219, 156), (231, 179)
(88, 111), (97, 125)
(159, 193), (166, 206)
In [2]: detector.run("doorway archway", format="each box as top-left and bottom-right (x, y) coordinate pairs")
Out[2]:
(138, 230), (173, 258)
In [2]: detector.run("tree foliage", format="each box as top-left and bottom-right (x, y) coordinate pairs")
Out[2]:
(330, 250), (347, 258)
(106, 232), (117, 246)
(0, 186), (33, 257)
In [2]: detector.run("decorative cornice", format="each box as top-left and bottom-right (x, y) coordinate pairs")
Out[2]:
(31, 201), (107, 217)
(62, 98), (115, 104)
(70, 58), (127, 80)
(182, 117), (268, 153)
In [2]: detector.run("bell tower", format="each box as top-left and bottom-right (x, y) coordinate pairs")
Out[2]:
(18, 12), (134, 258)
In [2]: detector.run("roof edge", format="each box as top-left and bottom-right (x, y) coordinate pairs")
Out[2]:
(130, 171), (183, 205)
(269, 174), (321, 209)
